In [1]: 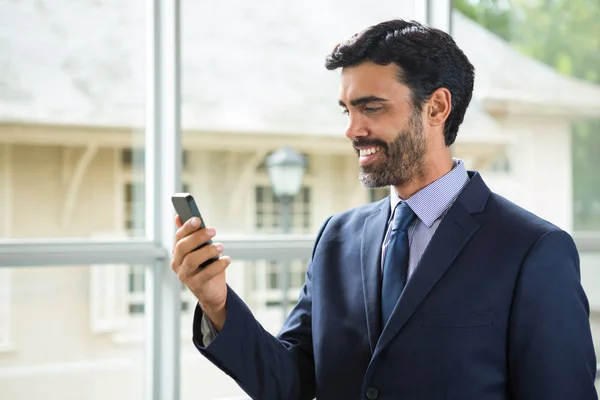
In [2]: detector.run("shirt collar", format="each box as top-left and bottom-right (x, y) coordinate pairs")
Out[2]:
(390, 158), (470, 228)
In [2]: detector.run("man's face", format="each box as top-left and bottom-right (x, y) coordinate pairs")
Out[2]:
(338, 61), (427, 188)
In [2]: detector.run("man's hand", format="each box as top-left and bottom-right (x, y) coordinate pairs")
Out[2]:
(171, 215), (230, 331)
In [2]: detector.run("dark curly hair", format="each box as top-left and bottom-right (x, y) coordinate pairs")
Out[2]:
(325, 19), (475, 146)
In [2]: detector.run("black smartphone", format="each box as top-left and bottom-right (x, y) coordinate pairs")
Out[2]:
(171, 193), (219, 269)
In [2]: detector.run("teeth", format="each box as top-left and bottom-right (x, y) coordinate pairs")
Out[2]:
(359, 147), (380, 157)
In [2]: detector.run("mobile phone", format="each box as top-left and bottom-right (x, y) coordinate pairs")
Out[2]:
(171, 193), (219, 269)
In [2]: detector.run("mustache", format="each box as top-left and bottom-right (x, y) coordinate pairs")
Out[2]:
(353, 138), (388, 152)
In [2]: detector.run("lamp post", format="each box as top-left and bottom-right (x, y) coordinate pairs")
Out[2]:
(265, 146), (308, 320)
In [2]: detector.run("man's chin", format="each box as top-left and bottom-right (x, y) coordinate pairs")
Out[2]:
(360, 161), (381, 174)
(359, 171), (388, 188)
(360, 168), (412, 188)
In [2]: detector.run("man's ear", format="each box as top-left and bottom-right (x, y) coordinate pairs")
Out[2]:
(427, 88), (452, 127)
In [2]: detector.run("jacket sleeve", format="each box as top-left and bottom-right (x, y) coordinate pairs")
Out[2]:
(193, 216), (333, 400)
(508, 229), (598, 399)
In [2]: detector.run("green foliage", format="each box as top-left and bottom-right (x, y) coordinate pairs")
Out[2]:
(455, 0), (600, 230)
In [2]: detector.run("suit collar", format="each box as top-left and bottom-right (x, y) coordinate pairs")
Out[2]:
(457, 171), (490, 214)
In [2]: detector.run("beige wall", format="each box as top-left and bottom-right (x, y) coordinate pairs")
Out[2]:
(0, 144), (119, 238)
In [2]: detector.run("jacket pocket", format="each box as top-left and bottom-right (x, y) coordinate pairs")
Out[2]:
(422, 310), (495, 328)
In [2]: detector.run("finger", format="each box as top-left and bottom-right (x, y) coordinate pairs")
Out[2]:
(175, 216), (203, 242)
(199, 256), (232, 282)
(180, 228), (216, 259)
(180, 242), (224, 278)
(172, 227), (215, 273)
(182, 256), (232, 296)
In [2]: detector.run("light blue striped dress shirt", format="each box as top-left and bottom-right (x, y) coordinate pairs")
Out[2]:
(200, 159), (470, 346)
(381, 158), (470, 280)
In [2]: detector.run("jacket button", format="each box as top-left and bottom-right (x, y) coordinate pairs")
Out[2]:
(365, 386), (379, 399)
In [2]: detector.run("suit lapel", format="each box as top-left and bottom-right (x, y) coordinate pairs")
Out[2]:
(374, 200), (481, 354)
(360, 203), (390, 354)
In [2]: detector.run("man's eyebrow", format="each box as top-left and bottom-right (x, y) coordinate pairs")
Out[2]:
(338, 96), (389, 108)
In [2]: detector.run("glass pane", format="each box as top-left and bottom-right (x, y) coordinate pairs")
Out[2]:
(0, 1), (148, 239)
(451, 0), (600, 233)
(0, 265), (145, 400)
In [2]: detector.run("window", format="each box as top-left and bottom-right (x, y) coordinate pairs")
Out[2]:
(247, 258), (310, 326)
(250, 185), (312, 321)
(126, 264), (190, 316)
(255, 185), (311, 234)
(124, 174), (192, 317)
(90, 261), (131, 334)
(124, 182), (145, 235)
(122, 149), (188, 234)
(127, 264), (146, 315)
(263, 260), (307, 293)
(89, 150), (193, 338)
(121, 148), (189, 169)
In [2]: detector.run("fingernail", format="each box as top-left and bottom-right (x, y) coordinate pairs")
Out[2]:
(215, 243), (224, 252)
(206, 228), (215, 236)
(190, 218), (200, 228)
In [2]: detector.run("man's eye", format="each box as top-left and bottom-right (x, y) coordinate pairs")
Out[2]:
(364, 107), (382, 114)
(341, 109), (349, 115)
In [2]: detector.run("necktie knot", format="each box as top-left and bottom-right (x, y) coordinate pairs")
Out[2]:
(392, 202), (416, 232)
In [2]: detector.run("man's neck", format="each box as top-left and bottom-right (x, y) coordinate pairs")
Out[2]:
(393, 154), (454, 200)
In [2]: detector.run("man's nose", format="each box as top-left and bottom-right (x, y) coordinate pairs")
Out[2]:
(344, 114), (368, 140)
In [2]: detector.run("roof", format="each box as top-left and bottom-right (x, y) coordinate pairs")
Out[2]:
(1, 0), (599, 135)
(452, 12), (600, 118)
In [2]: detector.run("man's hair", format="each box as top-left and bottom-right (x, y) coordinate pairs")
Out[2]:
(325, 19), (475, 146)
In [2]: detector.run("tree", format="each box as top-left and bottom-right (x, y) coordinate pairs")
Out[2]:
(454, 0), (600, 230)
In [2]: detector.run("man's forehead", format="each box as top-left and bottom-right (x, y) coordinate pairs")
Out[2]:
(340, 61), (399, 81)
(338, 63), (409, 102)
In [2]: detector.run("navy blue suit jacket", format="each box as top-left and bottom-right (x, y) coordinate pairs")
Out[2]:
(195, 172), (597, 399)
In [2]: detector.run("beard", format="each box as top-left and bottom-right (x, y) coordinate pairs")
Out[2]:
(356, 112), (427, 188)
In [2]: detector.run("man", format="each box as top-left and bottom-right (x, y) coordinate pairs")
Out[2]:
(171, 19), (598, 399)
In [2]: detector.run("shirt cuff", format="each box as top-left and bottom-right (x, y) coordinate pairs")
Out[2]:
(200, 311), (218, 347)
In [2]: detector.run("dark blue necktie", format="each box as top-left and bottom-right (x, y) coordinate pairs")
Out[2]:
(381, 201), (416, 327)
